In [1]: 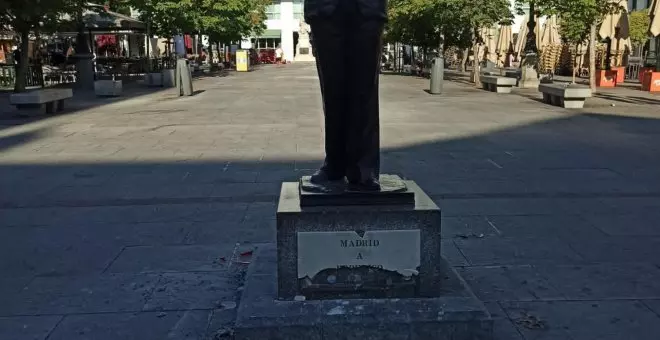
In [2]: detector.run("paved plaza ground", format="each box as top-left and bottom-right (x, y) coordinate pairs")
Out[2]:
(1, 63), (660, 339)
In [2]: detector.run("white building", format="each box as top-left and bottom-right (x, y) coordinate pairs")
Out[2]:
(242, 0), (307, 62)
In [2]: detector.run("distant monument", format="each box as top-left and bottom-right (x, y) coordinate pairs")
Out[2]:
(295, 20), (315, 62)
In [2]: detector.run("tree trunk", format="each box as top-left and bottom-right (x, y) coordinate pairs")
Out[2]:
(589, 23), (597, 93)
(208, 39), (215, 65)
(460, 48), (469, 72)
(14, 28), (30, 93)
(473, 42), (481, 86)
(572, 43), (577, 84)
(146, 19), (152, 71)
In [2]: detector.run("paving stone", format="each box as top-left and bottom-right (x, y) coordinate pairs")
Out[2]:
(206, 308), (238, 339)
(537, 263), (660, 299)
(643, 300), (660, 317)
(454, 237), (584, 266)
(482, 302), (524, 340)
(0, 315), (62, 340)
(243, 202), (277, 222)
(0, 227), (123, 277)
(144, 272), (238, 311)
(441, 216), (500, 239)
(0, 277), (33, 296)
(485, 215), (604, 239)
(459, 266), (565, 302)
(437, 198), (564, 217)
(582, 212), (660, 236)
(210, 182), (281, 199)
(185, 219), (276, 245)
(165, 310), (214, 340)
(567, 236), (660, 263)
(46, 311), (202, 340)
(441, 240), (470, 267)
(502, 300), (660, 340)
(0, 273), (159, 316)
(186, 202), (248, 223)
(107, 245), (236, 273)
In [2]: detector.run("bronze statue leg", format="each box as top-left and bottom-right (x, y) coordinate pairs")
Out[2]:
(344, 18), (383, 182)
(310, 17), (349, 177)
(310, 0), (384, 187)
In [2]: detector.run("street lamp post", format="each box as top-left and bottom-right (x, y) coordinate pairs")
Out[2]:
(519, 1), (540, 88)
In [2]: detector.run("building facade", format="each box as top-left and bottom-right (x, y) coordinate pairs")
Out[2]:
(243, 0), (309, 62)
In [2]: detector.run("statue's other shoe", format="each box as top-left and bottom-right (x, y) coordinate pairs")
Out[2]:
(310, 169), (345, 184)
(347, 177), (381, 192)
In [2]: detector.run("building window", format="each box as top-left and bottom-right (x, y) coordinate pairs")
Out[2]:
(255, 38), (281, 49)
(293, 0), (304, 20)
(629, 0), (649, 10)
(266, 1), (281, 20)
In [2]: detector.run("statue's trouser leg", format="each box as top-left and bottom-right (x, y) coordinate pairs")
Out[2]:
(310, 1), (384, 181)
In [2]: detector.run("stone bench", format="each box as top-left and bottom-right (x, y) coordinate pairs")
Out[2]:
(480, 75), (517, 93)
(504, 70), (521, 86)
(9, 88), (73, 115)
(538, 83), (591, 109)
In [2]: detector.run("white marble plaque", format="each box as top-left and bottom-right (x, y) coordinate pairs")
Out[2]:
(297, 230), (421, 279)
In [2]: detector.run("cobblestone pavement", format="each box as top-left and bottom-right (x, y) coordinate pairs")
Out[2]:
(1, 63), (660, 339)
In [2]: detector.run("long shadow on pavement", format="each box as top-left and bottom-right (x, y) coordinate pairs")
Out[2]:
(2, 112), (660, 339)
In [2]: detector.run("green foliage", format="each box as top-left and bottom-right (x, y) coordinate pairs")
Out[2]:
(386, 0), (512, 49)
(515, 0), (624, 26)
(629, 9), (650, 46)
(130, 0), (267, 42)
(1, 0), (76, 91)
(1, 0), (73, 32)
(559, 11), (590, 45)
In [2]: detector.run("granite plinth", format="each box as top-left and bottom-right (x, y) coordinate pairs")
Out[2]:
(277, 180), (441, 299)
(235, 244), (493, 340)
(299, 174), (414, 207)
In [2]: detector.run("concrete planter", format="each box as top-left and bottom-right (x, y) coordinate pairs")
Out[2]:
(162, 69), (176, 87)
(94, 80), (122, 97)
(146, 73), (163, 87)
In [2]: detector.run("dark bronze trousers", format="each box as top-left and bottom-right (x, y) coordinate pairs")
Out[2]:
(309, 0), (384, 182)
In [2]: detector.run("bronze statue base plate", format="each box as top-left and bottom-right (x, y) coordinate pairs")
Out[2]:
(299, 174), (415, 207)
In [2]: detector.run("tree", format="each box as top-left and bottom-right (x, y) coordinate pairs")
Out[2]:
(558, 12), (591, 83)
(1, 0), (73, 92)
(516, 0), (624, 92)
(629, 9), (650, 51)
(130, 0), (267, 59)
(387, 0), (512, 76)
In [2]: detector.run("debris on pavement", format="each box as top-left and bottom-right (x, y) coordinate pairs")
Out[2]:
(514, 311), (546, 330)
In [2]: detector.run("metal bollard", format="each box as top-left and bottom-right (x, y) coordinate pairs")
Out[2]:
(176, 58), (193, 96)
(429, 56), (444, 95)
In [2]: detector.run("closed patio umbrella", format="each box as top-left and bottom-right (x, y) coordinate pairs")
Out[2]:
(650, 0), (659, 37)
(515, 16), (528, 60)
(599, 0), (630, 67)
(496, 24), (513, 67)
(479, 26), (498, 65)
(540, 15), (561, 49)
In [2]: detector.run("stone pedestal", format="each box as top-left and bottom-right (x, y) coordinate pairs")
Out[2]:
(519, 55), (539, 89)
(176, 59), (193, 96)
(74, 54), (95, 89)
(94, 80), (122, 97)
(162, 69), (176, 87)
(234, 175), (493, 340)
(145, 73), (163, 87)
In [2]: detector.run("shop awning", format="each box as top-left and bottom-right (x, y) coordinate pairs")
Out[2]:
(59, 3), (146, 32)
(258, 30), (281, 39)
